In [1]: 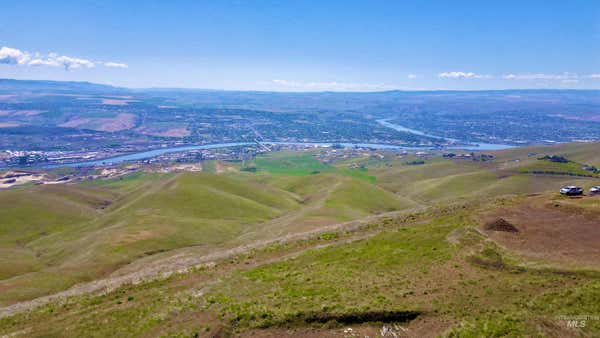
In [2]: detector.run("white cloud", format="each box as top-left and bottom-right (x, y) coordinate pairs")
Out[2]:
(103, 62), (128, 68)
(587, 74), (600, 79)
(29, 53), (96, 70)
(28, 58), (57, 67)
(0, 46), (127, 70)
(271, 79), (397, 91)
(407, 74), (417, 79)
(502, 73), (578, 81)
(0, 46), (31, 65)
(561, 79), (579, 84)
(438, 71), (492, 79)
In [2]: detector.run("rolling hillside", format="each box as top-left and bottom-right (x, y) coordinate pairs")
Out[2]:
(0, 167), (420, 305)
(0, 142), (599, 337)
(1, 191), (599, 337)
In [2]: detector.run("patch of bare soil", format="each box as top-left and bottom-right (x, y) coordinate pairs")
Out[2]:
(136, 125), (190, 137)
(484, 218), (519, 232)
(60, 113), (136, 132)
(156, 127), (190, 137)
(241, 315), (451, 338)
(59, 118), (91, 128)
(101, 99), (135, 106)
(484, 196), (600, 267)
(96, 113), (136, 132)
(214, 161), (236, 174)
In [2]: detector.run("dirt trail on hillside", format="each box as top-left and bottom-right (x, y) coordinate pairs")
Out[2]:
(0, 208), (422, 319)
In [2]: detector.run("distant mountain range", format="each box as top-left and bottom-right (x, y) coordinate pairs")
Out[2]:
(0, 78), (123, 94)
(2, 78), (600, 95)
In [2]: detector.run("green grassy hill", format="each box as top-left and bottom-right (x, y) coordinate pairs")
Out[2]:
(0, 172), (304, 303)
(0, 184), (121, 279)
(495, 142), (600, 166)
(1, 194), (598, 337)
(1, 142), (600, 337)
(0, 169), (416, 305)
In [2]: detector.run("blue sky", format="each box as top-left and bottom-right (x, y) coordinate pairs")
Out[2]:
(1, 0), (599, 91)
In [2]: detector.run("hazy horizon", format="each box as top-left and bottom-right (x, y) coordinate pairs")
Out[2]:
(3, 77), (600, 93)
(1, 1), (599, 91)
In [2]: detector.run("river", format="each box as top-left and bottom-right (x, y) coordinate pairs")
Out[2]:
(376, 119), (514, 151)
(42, 137), (514, 168)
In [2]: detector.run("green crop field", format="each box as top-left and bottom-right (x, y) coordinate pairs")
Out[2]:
(244, 152), (376, 182)
(251, 152), (332, 175)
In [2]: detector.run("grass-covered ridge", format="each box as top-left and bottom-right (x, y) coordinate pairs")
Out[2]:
(0, 200), (598, 337)
(0, 167), (411, 305)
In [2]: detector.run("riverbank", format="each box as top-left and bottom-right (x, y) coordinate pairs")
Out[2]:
(16, 139), (514, 168)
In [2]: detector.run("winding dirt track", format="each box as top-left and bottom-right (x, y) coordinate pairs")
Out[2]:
(0, 208), (423, 319)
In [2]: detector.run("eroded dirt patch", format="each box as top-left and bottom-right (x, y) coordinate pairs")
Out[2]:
(96, 113), (136, 132)
(101, 98), (136, 106)
(483, 196), (600, 267)
(484, 218), (519, 232)
(60, 113), (136, 132)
